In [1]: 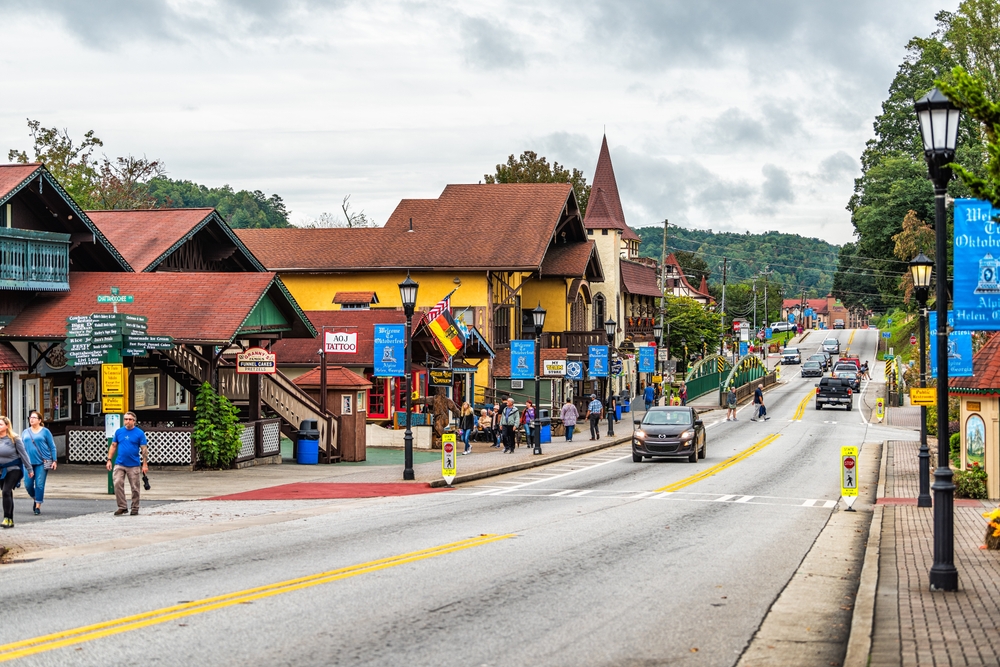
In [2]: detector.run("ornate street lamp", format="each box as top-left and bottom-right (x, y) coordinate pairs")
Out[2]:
(910, 252), (934, 509)
(398, 273), (419, 481)
(915, 88), (961, 591)
(605, 318), (616, 436)
(532, 303), (546, 455)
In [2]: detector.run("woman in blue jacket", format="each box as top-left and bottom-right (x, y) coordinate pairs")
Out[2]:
(21, 410), (56, 515)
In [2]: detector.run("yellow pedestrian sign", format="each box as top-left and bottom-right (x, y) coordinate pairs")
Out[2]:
(442, 433), (457, 486)
(874, 397), (885, 422)
(841, 446), (858, 511)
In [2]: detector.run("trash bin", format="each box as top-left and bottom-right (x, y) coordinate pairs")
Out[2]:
(615, 404), (622, 421)
(622, 402), (630, 413)
(296, 419), (320, 465)
(539, 408), (551, 444)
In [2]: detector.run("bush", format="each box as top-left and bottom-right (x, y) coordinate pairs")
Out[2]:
(950, 432), (962, 468)
(955, 463), (988, 500)
(192, 382), (242, 468)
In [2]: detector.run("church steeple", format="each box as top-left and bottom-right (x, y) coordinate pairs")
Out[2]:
(584, 134), (627, 228)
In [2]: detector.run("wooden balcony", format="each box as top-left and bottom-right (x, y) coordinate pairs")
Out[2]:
(624, 318), (658, 342)
(541, 330), (605, 356)
(0, 228), (71, 291)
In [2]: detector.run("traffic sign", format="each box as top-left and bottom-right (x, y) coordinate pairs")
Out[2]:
(875, 397), (885, 422)
(841, 446), (858, 510)
(658, 349), (668, 361)
(102, 363), (125, 395)
(910, 334), (917, 345)
(882, 331), (891, 338)
(441, 433), (457, 486)
(97, 294), (134, 304)
(101, 395), (126, 413)
(910, 387), (935, 406)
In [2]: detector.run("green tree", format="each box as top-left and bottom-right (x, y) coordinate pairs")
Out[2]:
(663, 296), (722, 360)
(8, 119), (103, 208)
(147, 178), (291, 228)
(484, 151), (591, 217)
(673, 250), (710, 286)
(192, 382), (242, 469)
(832, 242), (886, 312)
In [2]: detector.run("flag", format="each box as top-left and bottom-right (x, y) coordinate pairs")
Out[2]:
(425, 291), (454, 324)
(428, 310), (466, 357)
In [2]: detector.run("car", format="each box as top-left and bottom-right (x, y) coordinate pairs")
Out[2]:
(816, 377), (853, 410)
(801, 361), (824, 377)
(770, 321), (795, 333)
(807, 353), (829, 370)
(781, 347), (801, 364)
(834, 369), (860, 391)
(632, 406), (706, 463)
(822, 338), (840, 354)
(833, 319), (845, 329)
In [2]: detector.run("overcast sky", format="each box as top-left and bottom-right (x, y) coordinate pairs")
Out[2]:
(0, 0), (953, 244)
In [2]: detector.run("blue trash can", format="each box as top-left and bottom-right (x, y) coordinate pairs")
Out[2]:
(615, 405), (622, 421)
(623, 403), (630, 413)
(296, 419), (320, 465)
(539, 408), (551, 444)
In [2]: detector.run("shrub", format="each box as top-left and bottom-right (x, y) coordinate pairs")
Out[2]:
(950, 432), (962, 468)
(955, 463), (988, 500)
(192, 382), (242, 468)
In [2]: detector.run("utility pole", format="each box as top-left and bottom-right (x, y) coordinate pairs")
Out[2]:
(758, 266), (773, 367)
(659, 219), (668, 392)
(752, 278), (757, 332)
(720, 257), (727, 360)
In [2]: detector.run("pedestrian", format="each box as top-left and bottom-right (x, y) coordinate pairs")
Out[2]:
(751, 384), (769, 421)
(0, 416), (30, 528)
(21, 410), (56, 515)
(606, 394), (616, 436)
(861, 361), (871, 380)
(643, 384), (655, 411)
(679, 383), (688, 406)
(560, 398), (579, 442)
(478, 408), (492, 444)
(106, 412), (149, 516)
(522, 400), (535, 448)
(499, 398), (519, 453)
(726, 386), (738, 421)
(491, 403), (502, 448)
(586, 393), (603, 440)
(459, 402), (474, 455)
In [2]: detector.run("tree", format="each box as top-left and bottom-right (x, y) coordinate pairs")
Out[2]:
(484, 150), (591, 217)
(146, 178), (291, 228)
(92, 155), (165, 210)
(302, 195), (378, 228)
(832, 243), (886, 312)
(891, 210), (936, 303)
(8, 119), (103, 208)
(673, 250), (710, 286)
(663, 296), (722, 360)
(939, 66), (1000, 206)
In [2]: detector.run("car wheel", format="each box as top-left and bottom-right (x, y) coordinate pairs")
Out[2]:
(698, 438), (707, 459)
(846, 402), (853, 411)
(688, 445), (698, 463)
(816, 403), (822, 410)
(632, 452), (643, 462)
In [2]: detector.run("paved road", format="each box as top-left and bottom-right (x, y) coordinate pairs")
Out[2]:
(0, 329), (918, 666)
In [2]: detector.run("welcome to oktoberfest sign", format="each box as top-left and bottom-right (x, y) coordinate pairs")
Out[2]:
(954, 198), (1000, 329)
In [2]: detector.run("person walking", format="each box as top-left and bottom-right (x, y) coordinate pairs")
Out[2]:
(679, 383), (688, 406)
(459, 402), (475, 455)
(106, 412), (149, 515)
(491, 403), (502, 448)
(606, 394), (616, 436)
(643, 384), (655, 411)
(751, 384), (769, 421)
(726, 386), (738, 421)
(586, 393), (603, 440)
(21, 410), (56, 515)
(0, 416), (30, 528)
(522, 400), (535, 448)
(499, 398), (519, 453)
(560, 398), (579, 442)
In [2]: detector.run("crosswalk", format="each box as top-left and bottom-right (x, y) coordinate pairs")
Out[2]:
(458, 486), (839, 509)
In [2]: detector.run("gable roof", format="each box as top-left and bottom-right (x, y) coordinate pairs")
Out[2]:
(665, 253), (713, 301)
(333, 291), (378, 305)
(87, 208), (265, 272)
(0, 272), (315, 344)
(620, 259), (661, 297)
(0, 343), (26, 372)
(540, 241), (604, 281)
(0, 164), (43, 198)
(293, 365), (372, 388)
(950, 333), (1000, 394)
(583, 136), (642, 244)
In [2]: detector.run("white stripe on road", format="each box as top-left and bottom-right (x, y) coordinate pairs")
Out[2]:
(714, 494), (738, 502)
(735, 495), (754, 503)
(568, 490), (593, 497)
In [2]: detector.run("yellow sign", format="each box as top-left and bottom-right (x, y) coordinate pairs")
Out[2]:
(841, 446), (858, 508)
(652, 375), (662, 383)
(909, 388), (936, 407)
(101, 363), (124, 395)
(102, 395), (126, 414)
(775, 366), (781, 381)
(875, 397), (885, 422)
(441, 433), (457, 485)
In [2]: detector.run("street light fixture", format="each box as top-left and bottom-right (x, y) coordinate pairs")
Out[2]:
(398, 273), (419, 481)
(915, 87), (961, 591)
(532, 303), (546, 455)
(910, 252), (934, 509)
(605, 318), (616, 436)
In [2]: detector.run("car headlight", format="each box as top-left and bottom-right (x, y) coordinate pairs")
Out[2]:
(679, 430), (695, 440)
(634, 430), (645, 439)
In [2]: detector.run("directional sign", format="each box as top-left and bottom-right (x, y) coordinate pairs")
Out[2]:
(97, 294), (134, 304)
(882, 331), (891, 338)
(441, 433), (457, 486)
(841, 446), (858, 509)
(101, 395), (126, 413)
(910, 387), (936, 406)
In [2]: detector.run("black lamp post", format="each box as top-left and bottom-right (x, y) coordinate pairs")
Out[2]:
(653, 322), (663, 408)
(915, 87), (961, 591)
(605, 317), (616, 436)
(532, 303), (546, 455)
(398, 273), (419, 481)
(910, 252), (934, 509)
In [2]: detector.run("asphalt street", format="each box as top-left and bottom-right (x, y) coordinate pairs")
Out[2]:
(0, 328), (919, 666)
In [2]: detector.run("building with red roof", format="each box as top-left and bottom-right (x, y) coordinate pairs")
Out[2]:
(950, 333), (1000, 498)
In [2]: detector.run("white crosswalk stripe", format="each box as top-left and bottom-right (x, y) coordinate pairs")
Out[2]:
(454, 487), (840, 510)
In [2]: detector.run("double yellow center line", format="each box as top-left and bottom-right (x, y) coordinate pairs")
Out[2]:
(791, 389), (815, 421)
(0, 533), (513, 662)
(654, 433), (781, 493)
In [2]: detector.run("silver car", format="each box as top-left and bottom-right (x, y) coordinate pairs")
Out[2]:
(822, 338), (840, 354)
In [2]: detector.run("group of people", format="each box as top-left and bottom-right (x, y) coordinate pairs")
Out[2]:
(0, 409), (150, 527)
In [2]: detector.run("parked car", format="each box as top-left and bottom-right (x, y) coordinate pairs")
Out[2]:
(801, 361), (824, 377)
(770, 321), (795, 333)
(822, 338), (840, 355)
(816, 377), (853, 410)
(781, 347), (802, 364)
(632, 406), (706, 463)
(807, 353), (829, 370)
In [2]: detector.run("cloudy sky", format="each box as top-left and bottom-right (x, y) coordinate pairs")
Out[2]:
(0, 0), (953, 244)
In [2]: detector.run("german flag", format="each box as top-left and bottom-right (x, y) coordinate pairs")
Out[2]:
(428, 310), (466, 357)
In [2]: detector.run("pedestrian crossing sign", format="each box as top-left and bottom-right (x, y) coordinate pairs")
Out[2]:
(841, 446), (858, 509)
(442, 433), (457, 486)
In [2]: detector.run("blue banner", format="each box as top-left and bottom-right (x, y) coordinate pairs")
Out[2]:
(954, 198), (1000, 329)
(566, 360), (584, 380)
(739, 341), (748, 357)
(764, 327), (773, 339)
(638, 347), (655, 373)
(929, 311), (973, 378)
(589, 345), (609, 377)
(805, 308), (814, 317)
(373, 324), (406, 377)
(510, 339), (535, 380)
(788, 313), (795, 324)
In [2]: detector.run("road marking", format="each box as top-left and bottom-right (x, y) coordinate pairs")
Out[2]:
(735, 495), (754, 503)
(714, 494), (738, 502)
(485, 448), (632, 495)
(0, 534), (514, 662)
(654, 433), (781, 493)
(568, 490), (593, 497)
(801, 499), (817, 507)
(550, 489), (576, 496)
(454, 487), (837, 509)
(791, 389), (815, 421)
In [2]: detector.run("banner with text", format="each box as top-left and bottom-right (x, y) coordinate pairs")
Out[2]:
(638, 346), (656, 373)
(373, 324), (405, 377)
(929, 310), (974, 378)
(510, 340), (535, 380)
(954, 198), (1000, 329)
(589, 345), (609, 378)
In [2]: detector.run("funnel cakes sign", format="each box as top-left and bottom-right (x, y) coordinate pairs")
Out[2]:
(236, 347), (277, 374)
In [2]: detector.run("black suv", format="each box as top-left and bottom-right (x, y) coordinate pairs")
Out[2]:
(632, 407), (706, 463)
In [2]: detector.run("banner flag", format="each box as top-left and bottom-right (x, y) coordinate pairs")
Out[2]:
(929, 310), (973, 378)
(589, 345), (609, 377)
(428, 310), (465, 357)
(373, 324), (406, 377)
(954, 198), (1000, 329)
(510, 340), (535, 380)
(638, 347), (655, 373)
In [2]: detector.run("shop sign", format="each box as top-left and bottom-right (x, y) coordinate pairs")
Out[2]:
(236, 347), (277, 374)
(324, 330), (358, 354)
(543, 359), (566, 376)
(429, 369), (454, 386)
(929, 311), (973, 378)
(588, 345), (608, 378)
(373, 324), (405, 377)
(565, 361), (583, 380)
(511, 340), (535, 380)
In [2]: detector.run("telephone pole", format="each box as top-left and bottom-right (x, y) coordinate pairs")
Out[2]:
(720, 257), (728, 360)
(659, 219), (668, 385)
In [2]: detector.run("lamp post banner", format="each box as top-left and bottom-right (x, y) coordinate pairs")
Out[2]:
(510, 340), (535, 380)
(373, 324), (406, 377)
(588, 345), (609, 378)
(928, 310), (973, 378)
(953, 197), (1000, 329)
(638, 347), (656, 373)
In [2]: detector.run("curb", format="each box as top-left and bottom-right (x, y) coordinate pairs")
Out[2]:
(428, 435), (632, 488)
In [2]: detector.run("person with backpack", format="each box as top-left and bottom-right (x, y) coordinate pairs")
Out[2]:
(21, 410), (56, 515)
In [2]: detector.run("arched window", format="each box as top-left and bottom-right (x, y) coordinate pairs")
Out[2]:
(571, 294), (587, 331)
(593, 293), (606, 331)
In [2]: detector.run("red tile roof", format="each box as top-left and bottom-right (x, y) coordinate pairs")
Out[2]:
(333, 292), (378, 305)
(0, 272), (310, 343)
(586, 136), (627, 227)
(0, 164), (42, 199)
(270, 310), (406, 366)
(0, 342), (26, 371)
(620, 259), (661, 297)
(951, 333), (1000, 394)
(293, 365), (372, 388)
(540, 241), (603, 280)
(87, 209), (214, 271)
(665, 253), (712, 300)
(382, 198), (437, 230)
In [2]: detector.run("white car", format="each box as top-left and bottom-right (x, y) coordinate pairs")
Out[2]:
(770, 322), (795, 333)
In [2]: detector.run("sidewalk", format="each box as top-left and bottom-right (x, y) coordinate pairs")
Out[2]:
(848, 440), (1000, 666)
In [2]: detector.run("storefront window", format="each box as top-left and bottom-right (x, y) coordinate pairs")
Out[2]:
(52, 385), (71, 421)
(166, 376), (189, 411)
(134, 373), (160, 410)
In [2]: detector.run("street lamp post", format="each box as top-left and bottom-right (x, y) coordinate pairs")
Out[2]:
(605, 318), (616, 436)
(915, 87), (961, 591)
(532, 303), (546, 455)
(398, 273), (419, 481)
(910, 252), (934, 509)
(653, 323), (663, 407)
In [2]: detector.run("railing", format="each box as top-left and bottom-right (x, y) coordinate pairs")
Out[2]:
(261, 371), (339, 462)
(0, 227), (71, 291)
(563, 331), (605, 355)
(623, 318), (657, 341)
(162, 346), (208, 384)
(218, 367), (249, 400)
(720, 354), (770, 406)
(685, 354), (733, 402)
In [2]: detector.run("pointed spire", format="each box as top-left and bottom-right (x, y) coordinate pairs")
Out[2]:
(699, 274), (709, 295)
(584, 135), (627, 228)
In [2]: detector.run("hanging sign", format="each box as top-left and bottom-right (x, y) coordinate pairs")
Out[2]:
(236, 347), (276, 374)
(429, 369), (454, 387)
(611, 358), (624, 376)
(543, 359), (566, 376)
(373, 324), (405, 377)
(841, 446), (858, 510)
(929, 311), (973, 378)
(565, 360), (583, 380)
(510, 340), (535, 380)
(638, 347), (656, 373)
(324, 330), (358, 354)
(953, 198), (1000, 329)
(588, 345), (608, 378)
(441, 433), (457, 486)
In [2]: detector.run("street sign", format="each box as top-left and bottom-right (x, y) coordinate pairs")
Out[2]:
(841, 445), (858, 510)
(882, 331), (891, 338)
(102, 395), (126, 413)
(441, 433), (457, 486)
(910, 387), (936, 406)
(97, 294), (134, 304)
(875, 397), (885, 422)
(657, 349), (668, 361)
(910, 334), (917, 345)
(887, 318), (892, 325)
(102, 363), (125, 395)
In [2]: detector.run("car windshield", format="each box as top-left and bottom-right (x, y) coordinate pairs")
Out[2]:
(836, 371), (855, 378)
(803, 362), (820, 368)
(643, 410), (692, 426)
(809, 355), (825, 360)
(825, 339), (838, 345)
(784, 348), (798, 354)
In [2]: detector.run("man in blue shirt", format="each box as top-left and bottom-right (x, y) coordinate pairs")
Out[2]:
(643, 384), (655, 411)
(106, 412), (149, 515)
(586, 394), (603, 440)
